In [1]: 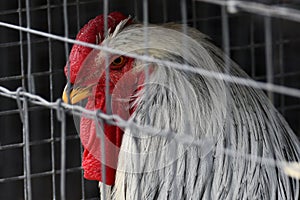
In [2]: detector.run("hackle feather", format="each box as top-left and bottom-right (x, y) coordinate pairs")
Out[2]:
(97, 22), (300, 200)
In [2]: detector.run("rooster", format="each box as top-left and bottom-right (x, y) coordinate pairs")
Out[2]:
(62, 12), (300, 199)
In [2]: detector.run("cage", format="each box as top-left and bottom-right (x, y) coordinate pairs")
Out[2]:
(0, 0), (300, 199)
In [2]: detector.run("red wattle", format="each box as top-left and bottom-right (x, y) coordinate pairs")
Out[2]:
(80, 58), (142, 185)
(81, 97), (124, 185)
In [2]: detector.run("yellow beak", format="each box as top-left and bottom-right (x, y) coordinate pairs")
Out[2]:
(62, 84), (91, 104)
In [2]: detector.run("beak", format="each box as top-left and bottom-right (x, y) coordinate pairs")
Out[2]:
(62, 83), (91, 104)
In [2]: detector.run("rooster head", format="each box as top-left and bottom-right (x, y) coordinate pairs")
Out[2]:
(62, 12), (226, 186)
(62, 12), (138, 185)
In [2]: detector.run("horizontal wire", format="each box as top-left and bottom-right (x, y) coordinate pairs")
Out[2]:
(0, 21), (300, 98)
(230, 37), (300, 52)
(0, 0), (100, 16)
(0, 167), (83, 184)
(0, 105), (54, 116)
(0, 37), (54, 49)
(1, 28), (300, 61)
(0, 86), (297, 176)
(0, 175), (25, 183)
(0, 134), (79, 151)
(0, 142), (23, 151)
(195, 0), (300, 23)
(0, 99), (298, 149)
(254, 71), (300, 81)
(0, 69), (62, 82)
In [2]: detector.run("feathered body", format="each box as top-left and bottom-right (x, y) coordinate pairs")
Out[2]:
(109, 23), (300, 200)
(63, 13), (300, 200)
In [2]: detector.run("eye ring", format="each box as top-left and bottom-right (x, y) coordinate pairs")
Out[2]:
(111, 56), (126, 70)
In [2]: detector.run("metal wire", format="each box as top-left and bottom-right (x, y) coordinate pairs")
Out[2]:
(25, 0), (34, 94)
(0, 0), (300, 199)
(46, 0), (57, 198)
(61, 2), (69, 198)
(0, 0), (99, 17)
(57, 101), (66, 200)
(0, 85), (297, 174)
(0, 166), (82, 184)
(18, 88), (32, 200)
(196, 0), (300, 22)
(1, 21), (300, 100)
(264, 16), (274, 102)
(101, 1), (109, 198)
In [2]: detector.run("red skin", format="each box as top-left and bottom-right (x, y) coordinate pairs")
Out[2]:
(64, 12), (134, 185)
(81, 57), (142, 185)
(64, 11), (129, 83)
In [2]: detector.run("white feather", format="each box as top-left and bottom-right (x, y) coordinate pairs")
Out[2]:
(96, 23), (300, 200)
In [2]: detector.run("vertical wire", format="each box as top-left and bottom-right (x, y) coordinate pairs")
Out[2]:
(143, 0), (150, 126)
(221, 6), (231, 70)
(221, 4), (233, 168)
(63, 0), (71, 104)
(76, 0), (81, 32)
(17, 2), (26, 197)
(142, 0), (149, 127)
(58, 107), (66, 200)
(18, 1), (27, 198)
(80, 137), (85, 200)
(46, 0), (56, 199)
(95, 112), (107, 200)
(180, 0), (192, 137)
(192, 0), (197, 28)
(62, 1), (69, 199)
(23, 94), (32, 200)
(19, 2), (32, 199)
(138, 0), (150, 198)
(25, 0), (34, 93)
(80, 140), (85, 200)
(101, 0), (112, 199)
(180, 0), (188, 36)
(179, 0), (190, 194)
(102, 0), (109, 197)
(264, 16), (274, 102)
(277, 0), (285, 116)
(162, 0), (168, 23)
(221, 5), (231, 77)
(104, 0), (111, 115)
(278, 19), (285, 114)
(18, 0), (25, 88)
(250, 15), (256, 78)
(74, 2), (85, 199)
(134, 0), (139, 21)
(264, 17), (277, 195)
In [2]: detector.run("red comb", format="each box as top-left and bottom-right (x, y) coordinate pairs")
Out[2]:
(64, 12), (129, 83)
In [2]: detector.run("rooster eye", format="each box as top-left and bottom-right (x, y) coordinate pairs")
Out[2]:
(111, 56), (126, 70)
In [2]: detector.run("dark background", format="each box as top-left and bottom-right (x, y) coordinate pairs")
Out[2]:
(0, 0), (299, 199)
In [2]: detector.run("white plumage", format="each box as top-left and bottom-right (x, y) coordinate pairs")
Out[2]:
(94, 21), (300, 199)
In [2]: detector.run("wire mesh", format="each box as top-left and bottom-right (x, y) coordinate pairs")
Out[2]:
(0, 0), (300, 199)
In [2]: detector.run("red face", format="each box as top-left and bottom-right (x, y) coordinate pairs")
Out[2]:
(62, 12), (136, 185)
(77, 54), (139, 185)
